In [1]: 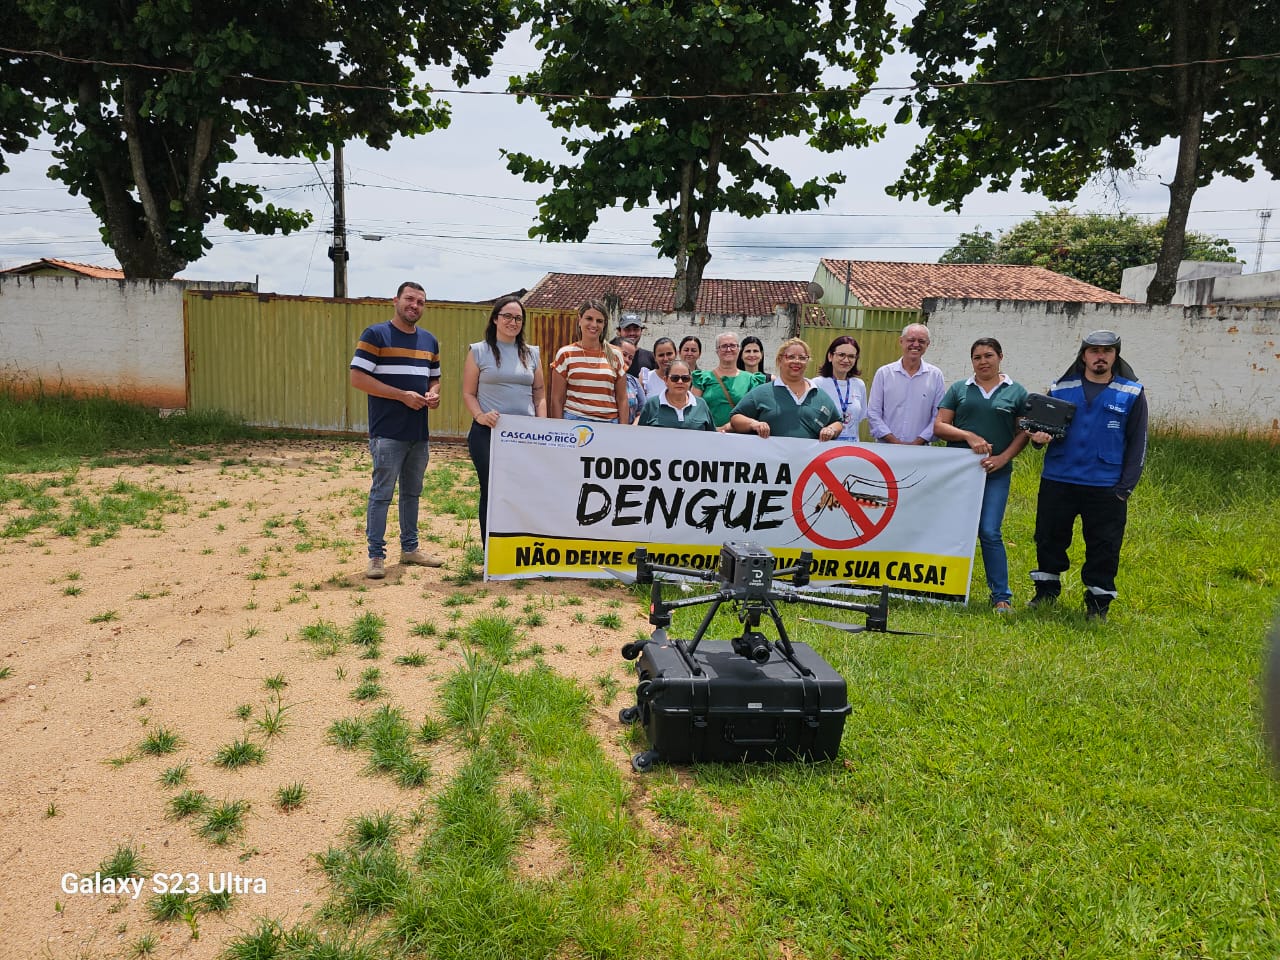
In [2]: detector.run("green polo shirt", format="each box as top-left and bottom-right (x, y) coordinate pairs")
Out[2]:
(692, 369), (766, 427)
(731, 380), (840, 439)
(637, 393), (716, 431)
(939, 377), (1029, 475)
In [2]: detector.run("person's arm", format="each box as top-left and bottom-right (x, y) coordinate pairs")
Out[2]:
(866, 368), (890, 440)
(350, 368), (428, 410)
(916, 370), (946, 442)
(548, 368), (566, 419)
(730, 412), (771, 437)
(614, 372), (629, 424)
(462, 351), (498, 428)
(932, 408), (991, 454)
(1115, 389), (1148, 498)
(531, 363), (547, 418)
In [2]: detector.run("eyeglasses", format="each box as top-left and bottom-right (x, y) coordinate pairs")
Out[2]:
(782, 354), (810, 363)
(832, 352), (858, 361)
(667, 374), (692, 383)
(903, 337), (929, 345)
(497, 312), (524, 322)
(717, 343), (740, 351)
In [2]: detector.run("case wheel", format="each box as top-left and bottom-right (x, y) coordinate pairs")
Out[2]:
(618, 705), (641, 725)
(621, 641), (645, 660)
(631, 750), (659, 773)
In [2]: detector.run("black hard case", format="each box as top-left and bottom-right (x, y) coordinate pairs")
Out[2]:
(629, 638), (851, 765)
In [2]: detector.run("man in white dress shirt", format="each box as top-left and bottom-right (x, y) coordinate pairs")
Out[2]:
(867, 323), (945, 444)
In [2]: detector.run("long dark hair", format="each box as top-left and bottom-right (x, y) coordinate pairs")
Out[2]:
(819, 335), (862, 379)
(738, 335), (768, 375)
(484, 295), (531, 368)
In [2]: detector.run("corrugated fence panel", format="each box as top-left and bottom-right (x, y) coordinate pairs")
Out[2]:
(188, 297), (601, 436)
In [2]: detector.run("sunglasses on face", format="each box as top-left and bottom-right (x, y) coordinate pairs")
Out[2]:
(667, 374), (692, 383)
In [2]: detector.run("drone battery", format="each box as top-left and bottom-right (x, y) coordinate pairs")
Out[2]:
(629, 639), (850, 766)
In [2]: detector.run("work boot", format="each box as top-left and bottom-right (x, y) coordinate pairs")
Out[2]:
(1026, 581), (1059, 609)
(366, 557), (386, 580)
(400, 549), (444, 568)
(1084, 593), (1111, 622)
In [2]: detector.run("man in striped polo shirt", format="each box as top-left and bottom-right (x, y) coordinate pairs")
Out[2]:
(350, 281), (445, 579)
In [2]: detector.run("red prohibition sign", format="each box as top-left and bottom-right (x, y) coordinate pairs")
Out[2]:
(791, 446), (899, 549)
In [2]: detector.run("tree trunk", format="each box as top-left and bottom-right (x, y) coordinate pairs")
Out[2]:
(1146, 1), (1219, 304)
(672, 136), (722, 312)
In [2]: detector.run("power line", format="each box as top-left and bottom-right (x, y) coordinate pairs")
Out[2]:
(2, 43), (1278, 102)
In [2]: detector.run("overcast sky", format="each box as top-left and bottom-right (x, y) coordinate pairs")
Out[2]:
(2, 19), (1277, 301)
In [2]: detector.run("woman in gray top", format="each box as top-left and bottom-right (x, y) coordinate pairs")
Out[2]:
(462, 296), (546, 542)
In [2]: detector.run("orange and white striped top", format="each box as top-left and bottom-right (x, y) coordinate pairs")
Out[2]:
(552, 344), (624, 421)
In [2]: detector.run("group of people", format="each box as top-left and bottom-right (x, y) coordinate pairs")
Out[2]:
(351, 285), (1148, 622)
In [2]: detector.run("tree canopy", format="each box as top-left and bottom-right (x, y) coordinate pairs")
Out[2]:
(0, 0), (513, 277)
(505, 0), (895, 311)
(938, 209), (1238, 292)
(890, 0), (1279, 303)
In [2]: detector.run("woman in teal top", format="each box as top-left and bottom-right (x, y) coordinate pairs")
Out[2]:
(638, 361), (715, 431)
(692, 331), (765, 429)
(933, 337), (1030, 612)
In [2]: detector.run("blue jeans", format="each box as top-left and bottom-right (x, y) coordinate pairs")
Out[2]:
(366, 437), (430, 559)
(978, 468), (1013, 604)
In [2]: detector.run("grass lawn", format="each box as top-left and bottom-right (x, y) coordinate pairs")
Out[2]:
(3, 392), (1278, 959)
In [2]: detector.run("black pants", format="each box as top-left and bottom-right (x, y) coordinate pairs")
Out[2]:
(1032, 477), (1128, 601)
(467, 421), (491, 542)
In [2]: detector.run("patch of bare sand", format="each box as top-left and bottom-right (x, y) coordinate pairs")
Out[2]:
(0, 441), (646, 959)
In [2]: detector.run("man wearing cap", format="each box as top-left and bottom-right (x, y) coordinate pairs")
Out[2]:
(619, 313), (656, 377)
(1027, 330), (1148, 620)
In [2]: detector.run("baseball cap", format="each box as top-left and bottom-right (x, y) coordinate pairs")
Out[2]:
(620, 313), (646, 329)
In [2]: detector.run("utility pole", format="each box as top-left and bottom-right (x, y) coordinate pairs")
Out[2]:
(1254, 209), (1272, 275)
(327, 140), (349, 298)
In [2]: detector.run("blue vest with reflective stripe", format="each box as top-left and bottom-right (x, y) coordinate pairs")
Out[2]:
(1042, 375), (1142, 487)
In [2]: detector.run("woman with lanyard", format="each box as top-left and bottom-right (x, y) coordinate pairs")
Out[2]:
(462, 296), (545, 542)
(548, 299), (629, 424)
(738, 335), (768, 378)
(729, 338), (843, 441)
(692, 331), (766, 430)
(932, 337), (1030, 613)
(637, 360), (715, 431)
(811, 335), (867, 441)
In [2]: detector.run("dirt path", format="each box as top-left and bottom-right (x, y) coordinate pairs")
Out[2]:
(0, 440), (646, 958)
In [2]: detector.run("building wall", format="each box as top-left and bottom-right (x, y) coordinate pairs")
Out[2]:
(921, 298), (1280, 434)
(0, 274), (190, 408)
(1118, 260), (1280, 307)
(613, 308), (796, 369)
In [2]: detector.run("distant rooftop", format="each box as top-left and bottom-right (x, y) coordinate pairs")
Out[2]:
(821, 259), (1133, 309)
(0, 258), (126, 280)
(523, 272), (820, 317)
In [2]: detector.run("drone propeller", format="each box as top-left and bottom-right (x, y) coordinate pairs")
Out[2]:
(601, 566), (636, 585)
(799, 616), (946, 638)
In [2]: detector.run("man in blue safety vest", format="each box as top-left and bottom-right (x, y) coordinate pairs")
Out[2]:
(1026, 330), (1148, 621)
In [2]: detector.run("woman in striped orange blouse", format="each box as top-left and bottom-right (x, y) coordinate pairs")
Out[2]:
(548, 299), (629, 423)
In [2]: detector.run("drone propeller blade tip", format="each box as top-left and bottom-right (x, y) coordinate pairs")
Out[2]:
(799, 616), (869, 635)
(601, 566), (636, 585)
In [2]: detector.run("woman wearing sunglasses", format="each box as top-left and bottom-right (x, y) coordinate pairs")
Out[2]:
(637, 360), (715, 431)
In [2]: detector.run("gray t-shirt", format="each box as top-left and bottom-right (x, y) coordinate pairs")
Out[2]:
(470, 340), (539, 416)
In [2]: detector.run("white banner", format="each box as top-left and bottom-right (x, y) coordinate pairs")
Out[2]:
(485, 416), (985, 602)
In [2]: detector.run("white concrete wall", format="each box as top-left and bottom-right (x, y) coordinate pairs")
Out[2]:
(623, 308), (795, 368)
(921, 299), (1280, 434)
(0, 275), (188, 408)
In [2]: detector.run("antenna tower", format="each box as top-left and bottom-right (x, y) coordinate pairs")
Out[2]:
(1255, 209), (1273, 274)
